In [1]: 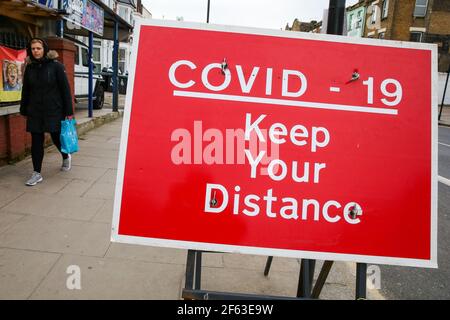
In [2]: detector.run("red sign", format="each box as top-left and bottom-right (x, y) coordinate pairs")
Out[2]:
(112, 20), (438, 268)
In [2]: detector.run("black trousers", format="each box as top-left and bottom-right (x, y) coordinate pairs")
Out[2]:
(31, 132), (68, 173)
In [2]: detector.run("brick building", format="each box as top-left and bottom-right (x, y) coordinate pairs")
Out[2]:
(286, 19), (321, 33)
(347, 0), (450, 72)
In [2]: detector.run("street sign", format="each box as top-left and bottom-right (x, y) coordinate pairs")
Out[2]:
(111, 19), (438, 268)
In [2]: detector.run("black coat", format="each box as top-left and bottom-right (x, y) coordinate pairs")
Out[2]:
(20, 50), (73, 133)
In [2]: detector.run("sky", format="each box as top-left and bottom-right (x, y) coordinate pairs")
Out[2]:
(142, 0), (359, 30)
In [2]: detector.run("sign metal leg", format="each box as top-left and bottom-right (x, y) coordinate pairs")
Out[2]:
(264, 256), (273, 276)
(195, 251), (202, 290)
(311, 261), (334, 299)
(298, 259), (315, 298)
(185, 250), (196, 290)
(355, 263), (367, 300)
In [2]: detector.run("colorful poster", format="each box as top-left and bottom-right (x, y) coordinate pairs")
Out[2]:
(82, 0), (104, 36)
(0, 45), (27, 103)
(63, 0), (104, 36)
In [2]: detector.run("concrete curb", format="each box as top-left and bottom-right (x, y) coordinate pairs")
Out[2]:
(76, 111), (124, 136)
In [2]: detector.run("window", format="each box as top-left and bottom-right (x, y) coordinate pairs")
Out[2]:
(410, 32), (423, 42)
(118, 6), (129, 23)
(414, 0), (428, 17)
(119, 48), (126, 74)
(356, 10), (363, 28)
(348, 14), (354, 31)
(371, 3), (378, 24)
(382, 0), (389, 19)
(81, 47), (88, 67)
(74, 46), (79, 65)
(93, 40), (102, 71)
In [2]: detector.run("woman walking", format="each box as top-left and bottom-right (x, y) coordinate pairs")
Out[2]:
(20, 38), (74, 186)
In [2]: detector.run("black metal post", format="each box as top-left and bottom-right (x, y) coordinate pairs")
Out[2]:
(88, 31), (94, 118)
(297, 259), (314, 298)
(327, 0), (346, 35)
(56, 0), (64, 38)
(112, 21), (119, 112)
(195, 251), (202, 290)
(207, 0), (211, 23)
(439, 64), (450, 120)
(355, 263), (367, 300)
(185, 250), (196, 290)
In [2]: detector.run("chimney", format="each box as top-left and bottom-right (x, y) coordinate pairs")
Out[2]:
(137, 0), (142, 14)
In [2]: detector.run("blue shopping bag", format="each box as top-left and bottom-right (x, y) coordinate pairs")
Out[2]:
(60, 119), (79, 154)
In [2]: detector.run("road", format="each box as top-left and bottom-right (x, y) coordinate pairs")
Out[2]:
(378, 125), (450, 299)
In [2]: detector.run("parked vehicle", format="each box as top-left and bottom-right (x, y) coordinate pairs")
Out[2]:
(102, 67), (129, 95)
(74, 42), (105, 109)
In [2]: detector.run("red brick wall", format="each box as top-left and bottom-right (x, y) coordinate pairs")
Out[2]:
(0, 114), (30, 165)
(7, 114), (28, 159)
(0, 116), (8, 165)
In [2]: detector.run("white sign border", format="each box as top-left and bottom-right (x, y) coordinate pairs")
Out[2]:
(112, 18), (438, 269)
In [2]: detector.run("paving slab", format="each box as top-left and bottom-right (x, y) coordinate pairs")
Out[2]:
(91, 200), (114, 223)
(78, 137), (120, 149)
(97, 169), (118, 184)
(0, 216), (111, 257)
(82, 182), (116, 200)
(222, 253), (300, 273)
(0, 186), (24, 209)
(199, 266), (299, 298)
(0, 248), (61, 300)
(66, 155), (118, 169)
(30, 254), (184, 300)
(75, 147), (119, 160)
(2, 193), (105, 221)
(57, 180), (95, 197)
(106, 243), (224, 268)
(54, 165), (108, 182)
(0, 211), (25, 235)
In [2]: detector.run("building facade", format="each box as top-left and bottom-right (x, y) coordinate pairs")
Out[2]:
(346, 0), (450, 71)
(75, 0), (151, 75)
(285, 19), (321, 33)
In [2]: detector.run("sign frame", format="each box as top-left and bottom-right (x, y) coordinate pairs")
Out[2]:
(111, 18), (438, 269)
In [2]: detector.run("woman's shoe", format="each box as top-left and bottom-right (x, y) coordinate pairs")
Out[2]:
(61, 154), (72, 171)
(25, 171), (43, 186)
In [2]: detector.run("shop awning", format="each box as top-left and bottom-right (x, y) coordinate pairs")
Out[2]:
(0, 0), (61, 26)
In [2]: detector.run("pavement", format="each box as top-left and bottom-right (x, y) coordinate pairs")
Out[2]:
(0, 93), (385, 300)
(439, 106), (450, 127)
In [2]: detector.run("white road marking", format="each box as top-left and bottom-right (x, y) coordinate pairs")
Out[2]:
(438, 175), (450, 187)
